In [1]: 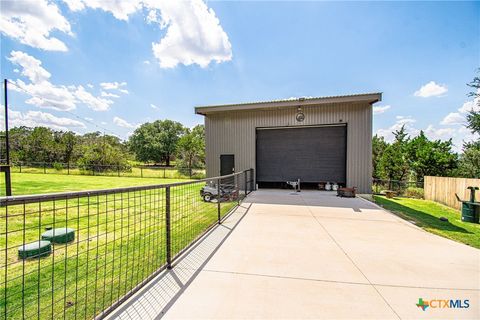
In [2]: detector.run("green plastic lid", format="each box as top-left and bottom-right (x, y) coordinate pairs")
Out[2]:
(42, 227), (75, 244)
(18, 240), (52, 259)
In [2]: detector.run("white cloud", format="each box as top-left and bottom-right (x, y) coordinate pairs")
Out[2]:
(424, 125), (456, 140)
(100, 81), (127, 90)
(62, 1), (232, 68)
(458, 90), (480, 114)
(150, 103), (159, 109)
(100, 82), (128, 94)
(113, 116), (137, 128)
(438, 88), (478, 128)
(9, 109), (85, 131)
(373, 105), (391, 115)
(63, 0), (141, 21)
(13, 79), (77, 111)
(0, 0), (72, 51)
(458, 126), (479, 145)
(8, 51), (120, 112)
(441, 112), (465, 125)
(376, 116), (419, 143)
(101, 91), (120, 98)
(149, 0), (232, 68)
(84, 117), (93, 121)
(87, 83), (94, 89)
(414, 81), (448, 98)
(8, 51), (51, 83)
(75, 86), (113, 111)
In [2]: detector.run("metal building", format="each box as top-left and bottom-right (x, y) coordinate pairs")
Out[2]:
(195, 93), (382, 193)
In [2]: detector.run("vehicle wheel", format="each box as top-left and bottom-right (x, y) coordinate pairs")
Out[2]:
(203, 193), (213, 202)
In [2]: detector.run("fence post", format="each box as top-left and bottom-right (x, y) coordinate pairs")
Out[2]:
(217, 178), (221, 223)
(166, 186), (172, 269)
(117, 165), (120, 177)
(189, 168), (192, 178)
(251, 169), (255, 191)
(235, 174), (240, 204)
(67, 162), (70, 175)
(244, 171), (247, 197)
(43, 162), (46, 174)
(163, 168), (166, 179)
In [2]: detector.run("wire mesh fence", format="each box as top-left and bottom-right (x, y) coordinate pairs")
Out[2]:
(10, 162), (206, 180)
(372, 179), (424, 198)
(0, 169), (254, 320)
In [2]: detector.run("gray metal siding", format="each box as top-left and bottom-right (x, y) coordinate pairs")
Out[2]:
(204, 102), (373, 193)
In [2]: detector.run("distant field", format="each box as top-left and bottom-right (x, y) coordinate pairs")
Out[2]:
(10, 164), (206, 181)
(0, 173), (188, 196)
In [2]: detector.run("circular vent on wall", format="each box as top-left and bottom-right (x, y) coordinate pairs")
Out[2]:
(296, 112), (305, 122)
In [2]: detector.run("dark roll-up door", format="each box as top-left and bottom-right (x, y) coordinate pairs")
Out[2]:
(256, 125), (346, 183)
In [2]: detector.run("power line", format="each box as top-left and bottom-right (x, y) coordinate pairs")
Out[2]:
(4, 79), (125, 139)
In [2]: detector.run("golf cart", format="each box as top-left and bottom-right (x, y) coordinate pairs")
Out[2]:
(200, 181), (237, 202)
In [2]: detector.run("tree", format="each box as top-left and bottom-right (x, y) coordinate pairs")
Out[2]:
(465, 71), (480, 135)
(77, 132), (130, 171)
(59, 131), (77, 163)
(458, 70), (480, 178)
(372, 134), (388, 179)
(129, 120), (185, 165)
(407, 131), (457, 180)
(458, 144), (480, 178)
(378, 126), (410, 181)
(176, 125), (205, 173)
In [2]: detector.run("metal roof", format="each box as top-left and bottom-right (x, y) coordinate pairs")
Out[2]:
(195, 92), (382, 115)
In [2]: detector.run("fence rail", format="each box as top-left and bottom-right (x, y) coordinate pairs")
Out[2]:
(10, 162), (206, 179)
(424, 176), (480, 210)
(0, 169), (254, 320)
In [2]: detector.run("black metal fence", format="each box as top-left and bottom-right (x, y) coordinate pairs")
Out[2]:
(0, 169), (254, 320)
(10, 162), (206, 179)
(372, 179), (424, 198)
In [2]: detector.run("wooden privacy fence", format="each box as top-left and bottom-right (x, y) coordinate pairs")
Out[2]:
(424, 176), (480, 210)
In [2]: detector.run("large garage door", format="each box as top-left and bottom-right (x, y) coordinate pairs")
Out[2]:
(256, 125), (346, 184)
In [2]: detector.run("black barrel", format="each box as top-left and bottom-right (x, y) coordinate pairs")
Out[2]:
(461, 202), (479, 223)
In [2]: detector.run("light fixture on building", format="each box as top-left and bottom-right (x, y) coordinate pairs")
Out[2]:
(296, 106), (305, 122)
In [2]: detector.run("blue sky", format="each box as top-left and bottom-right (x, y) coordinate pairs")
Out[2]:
(1, 1), (479, 151)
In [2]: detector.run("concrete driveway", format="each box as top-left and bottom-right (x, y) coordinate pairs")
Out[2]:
(110, 190), (480, 320)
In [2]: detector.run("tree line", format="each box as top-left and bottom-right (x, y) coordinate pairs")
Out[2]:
(6, 120), (205, 172)
(373, 73), (480, 181)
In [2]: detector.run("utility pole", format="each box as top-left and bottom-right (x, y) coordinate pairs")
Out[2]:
(3, 79), (12, 196)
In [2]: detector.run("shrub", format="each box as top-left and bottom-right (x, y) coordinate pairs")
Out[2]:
(52, 162), (63, 171)
(404, 187), (424, 199)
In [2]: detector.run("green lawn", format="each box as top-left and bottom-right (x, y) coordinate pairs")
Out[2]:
(373, 195), (480, 249)
(1, 172), (187, 196)
(0, 173), (239, 319)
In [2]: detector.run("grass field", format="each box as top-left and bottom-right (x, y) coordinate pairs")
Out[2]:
(0, 173), (240, 319)
(10, 164), (206, 181)
(373, 195), (480, 249)
(1, 172), (187, 196)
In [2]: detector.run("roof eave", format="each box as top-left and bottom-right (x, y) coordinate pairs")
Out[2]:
(195, 93), (382, 115)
